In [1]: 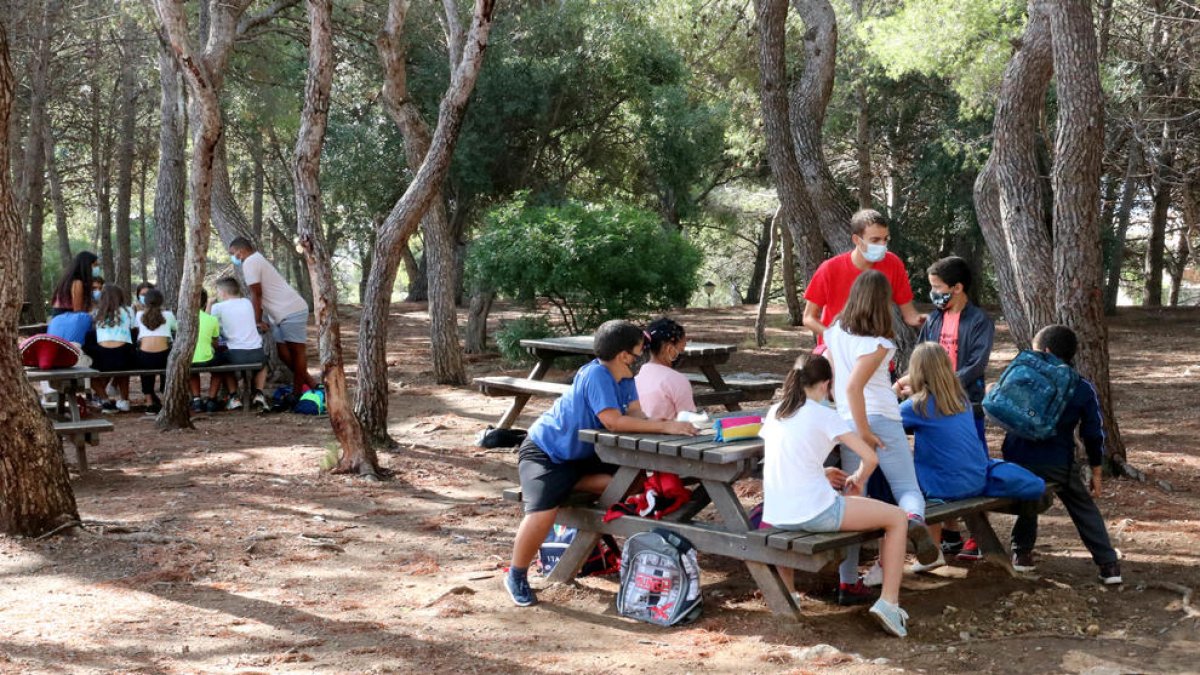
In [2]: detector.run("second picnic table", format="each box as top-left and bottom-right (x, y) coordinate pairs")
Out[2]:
(478, 335), (782, 429)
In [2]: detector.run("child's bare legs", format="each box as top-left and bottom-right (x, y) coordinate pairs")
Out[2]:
(928, 523), (942, 548)
(91, 376), (109, 399)
(253, 367), (267, 391)
(116, 376), (130, 400)
(510, 473), (612, 569)
(189, 374), (202, 397)
(841, 496), (907, 605)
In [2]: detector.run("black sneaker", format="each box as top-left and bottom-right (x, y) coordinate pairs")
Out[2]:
(101, 400), (119, 414)
(504, 570), (537, 607)
(837, 580), (878, 606)
(907, 515), (940, 564)
(190, 396), (204, 413)
(1012, 551), (1036, 572)
(940, 530), (964, 555)
(205, 397), (222, 414)
(145, 401), (162, 415)
(1098, 561), (1122, 585)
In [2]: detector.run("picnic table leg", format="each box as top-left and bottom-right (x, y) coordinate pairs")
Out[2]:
(703, 479), (800, 618)
(496, 357), (554, 430)
(963, 511), (1017, 576)
(546, 466), (641, 584)
(699, 365), (741, 412)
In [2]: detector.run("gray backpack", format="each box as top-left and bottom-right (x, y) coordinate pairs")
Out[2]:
(616, 528), (702, 626)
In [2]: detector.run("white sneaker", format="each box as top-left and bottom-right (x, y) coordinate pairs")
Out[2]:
(863, 562), (884, 587)
(116, 399), (131, 412)
(226, 396), (243, 411)
(910, 551), (946, 574)
(869, 598), (909, 638)
(106, 382), (119, 398)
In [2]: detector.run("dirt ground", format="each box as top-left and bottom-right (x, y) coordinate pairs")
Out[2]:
(2, 302), (1199, 674)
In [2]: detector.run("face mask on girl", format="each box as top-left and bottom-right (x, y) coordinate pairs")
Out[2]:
(92, 290), (102, 301)
(930, 289), (953, 309)
(138, 294), (147, 305)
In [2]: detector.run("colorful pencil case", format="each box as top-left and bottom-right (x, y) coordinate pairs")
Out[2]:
(713, 415), (763, 442)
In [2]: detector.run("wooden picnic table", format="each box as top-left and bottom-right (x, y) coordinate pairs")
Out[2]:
(487, 335), (748, 429)
(27, 366), (111, 472)
(517, 424), (1019, 619)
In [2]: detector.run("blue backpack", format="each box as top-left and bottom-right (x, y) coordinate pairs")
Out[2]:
(983, 350), (1079, 441)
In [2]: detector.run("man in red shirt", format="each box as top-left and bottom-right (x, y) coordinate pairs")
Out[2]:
(803, 209), (925, 343)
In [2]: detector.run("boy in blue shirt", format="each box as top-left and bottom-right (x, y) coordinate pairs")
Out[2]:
(1003, 325), (1122, 585)
(504, 320), (698, 607)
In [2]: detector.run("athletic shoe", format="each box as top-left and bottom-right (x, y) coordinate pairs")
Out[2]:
(910, 551), (946, 574)
(101, 400), (118, 414)
(205, 397), (222, 414)
(226, 396), (243, 411)
(1098, 561), (1123, 585)
(115, 399), (131, 412)
(940, 531), (965, 555)
(863, 562), (884, 588)
(252, 390), (269, 410)
(504, 569), (537, 607)
(956, 538), (983, 562)
(1012, 551), (1036, 572)
(145, 401), (162, 415)
(869, 598), (909, 638)
(907, 515), (940, 564)
(190, 396), (204, 413)
(837, 580), (878, 606)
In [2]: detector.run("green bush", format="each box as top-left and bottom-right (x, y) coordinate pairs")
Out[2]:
(468, 197), (703, 333)
(495, 315), (558, 366)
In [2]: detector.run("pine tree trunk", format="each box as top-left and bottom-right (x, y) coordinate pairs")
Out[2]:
(0, 22), (79, 536)
(89, 23), (114, 281)
(788, 0), (853, 252)
(154, 48), (187, 306)
(138, 150), (148, 282)
(153, 0), (226, 430)
(855, 82), (872, 209)
(743, 216), (772, 306)
(973, 0), (1056, 349)
(19, 0), (54, 322)
(354, 0), (497, 448)
(1048, 0), (1126, 464)
(465, 287), (494, 354)
(754, 0), (825, 310)
(1143, 139), (1174, 307)
(292, 0), (375, 476)
(251, 133), (264, 241)
(423, 199), (466, 384)
(1103, 145), (1141, 314)
(754, 211), (780, 347)
(778, 224), (804, 326)
(45, 126), (71, 265)
(113, 16), (139, 294)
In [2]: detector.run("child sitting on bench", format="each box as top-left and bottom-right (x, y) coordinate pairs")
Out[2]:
(503, 319), (697, 608)
(189, 288), (227, 412)
(210, 277), (269, 410)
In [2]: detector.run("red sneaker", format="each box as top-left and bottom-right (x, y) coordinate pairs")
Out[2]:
(837, 579), (878, 606)
(956, 537), (983, 562)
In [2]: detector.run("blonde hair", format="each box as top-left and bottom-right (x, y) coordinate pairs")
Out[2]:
(908, 343), (968, 417)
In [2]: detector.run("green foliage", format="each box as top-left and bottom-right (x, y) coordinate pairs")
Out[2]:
(858, 0), (1026, 115)
(468, 197), (703, 332)
(495, 315), (558, 365)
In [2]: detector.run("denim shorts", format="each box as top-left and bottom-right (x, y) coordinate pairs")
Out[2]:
(776, 494), (845, 533)
(272, 310), (308, 344)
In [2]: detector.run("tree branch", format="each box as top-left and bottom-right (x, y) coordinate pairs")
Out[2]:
(236, 0), (302, 39)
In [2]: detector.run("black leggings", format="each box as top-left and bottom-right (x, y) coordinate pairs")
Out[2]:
(136, 348), (170, 399)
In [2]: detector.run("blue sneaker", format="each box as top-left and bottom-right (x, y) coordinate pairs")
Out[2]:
(504, 569), (536, 607)
(869, 598), (909, 638)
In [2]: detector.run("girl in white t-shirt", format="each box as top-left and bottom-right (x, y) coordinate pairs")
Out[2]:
(824, 270), (938, 602)
(760, 353), (911, 637)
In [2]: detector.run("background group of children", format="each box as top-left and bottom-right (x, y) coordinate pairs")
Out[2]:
(44, 250), (268, 415)
(502, 248), (1123, 640)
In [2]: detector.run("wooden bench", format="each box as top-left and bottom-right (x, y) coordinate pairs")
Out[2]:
(98, 363), (264, 413)
(53, 418), (114, 473)
(684, 372), (783, 401)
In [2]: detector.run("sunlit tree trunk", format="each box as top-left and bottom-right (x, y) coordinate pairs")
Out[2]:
(154, 48), (187, 306)
(354, 0), (497, 450)
(0, 21), (79, 536)
(1048, 0), (1126, 465)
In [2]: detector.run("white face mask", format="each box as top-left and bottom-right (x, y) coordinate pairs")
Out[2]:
(863, 242), (888, 263)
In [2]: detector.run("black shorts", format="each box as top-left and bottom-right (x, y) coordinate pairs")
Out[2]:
(517, 438), (617, 513)
(90, 343), (136, 372)
(193, 352), (227, 369)
(225, 347), (265, 366)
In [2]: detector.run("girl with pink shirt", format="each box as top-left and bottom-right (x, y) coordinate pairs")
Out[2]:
(634, 317), (696, 420)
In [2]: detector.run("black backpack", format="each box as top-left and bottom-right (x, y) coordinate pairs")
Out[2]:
(617, 528), (702, 626)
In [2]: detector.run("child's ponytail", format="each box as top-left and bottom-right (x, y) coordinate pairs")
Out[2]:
(775, 353), (834, 420)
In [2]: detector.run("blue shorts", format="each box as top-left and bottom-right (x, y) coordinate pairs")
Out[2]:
(776, 494), (845, 532)
(272, 310), (308, 344)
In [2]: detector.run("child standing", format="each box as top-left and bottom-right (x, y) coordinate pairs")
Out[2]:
(634, 317), (696, 420)
(761, 353), (912, 637)
(1003, 325), (1122, 584)
(134, 288), (176, 414)
(899, 343), (989, 572)
(824, 270), (937, 605)
(504, 320), (697, 608)
(89, 285), (136, 413)
(210, 277), (269, 410)
(189, 289), (226, 412)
